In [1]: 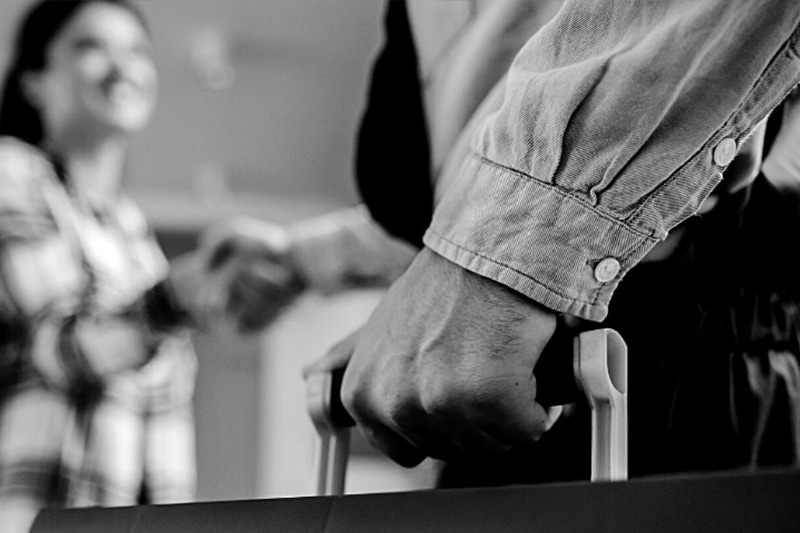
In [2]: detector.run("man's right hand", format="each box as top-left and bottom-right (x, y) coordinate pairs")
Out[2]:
(332, 247), (563, 466)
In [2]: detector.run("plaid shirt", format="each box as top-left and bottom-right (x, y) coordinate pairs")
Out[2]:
(0, 137), (197, 508)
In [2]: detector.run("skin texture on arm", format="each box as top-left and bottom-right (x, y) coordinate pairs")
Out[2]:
(287, 206), (418, 293)
(303, 0), (568, 465)
(197, 207), (418, 333)
(303, 0), (567, 465)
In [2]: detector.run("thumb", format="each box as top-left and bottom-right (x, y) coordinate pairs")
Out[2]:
(302, 327), (361, 379)
(542, 405), (564, 432)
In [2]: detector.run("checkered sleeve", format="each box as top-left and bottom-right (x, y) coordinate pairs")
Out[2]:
(0, 140), (189, 388)
(0, 143), (84, 318)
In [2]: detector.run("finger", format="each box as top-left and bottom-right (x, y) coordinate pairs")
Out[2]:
(226, 273), (301, 331)
(458, 378), (560, 447)
(480, 398), (559, 445)
(402, 422), (512, 462)
(302, 328), (361, 378)
(223, 257), (300, 301)
(226, 273), (294, 313)
(227, 291), (292, 332)
(226, 261), (303, 312)
(341, 366), (427, 467)
(207, 237), (286, 271)
(438, 427), (514, 459)
(340, 377), (500, 465)
(205, 219), (290, 268)
(398, 397), (522, 461)
(542, 405), (564, 431)
(191, 266), (233, 326)
(358, 405), (515, 465)
(207, 239), (236, 270)
(202, 254), (245, 308)
(357, 421), (427, 468)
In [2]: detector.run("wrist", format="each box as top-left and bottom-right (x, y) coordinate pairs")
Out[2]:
(288, 206), (417, 292)
(415, 247), (559, 358)
(286, 207), (368, 292)
(144, 278), (196, 332)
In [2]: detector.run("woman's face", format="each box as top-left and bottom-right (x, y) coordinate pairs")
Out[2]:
(25, 2), (158, 145)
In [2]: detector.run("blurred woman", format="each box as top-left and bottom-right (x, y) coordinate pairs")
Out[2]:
(0, 1), (222, 529)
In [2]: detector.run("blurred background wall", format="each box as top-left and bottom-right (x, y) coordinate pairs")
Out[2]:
(0, 0), (480, 503)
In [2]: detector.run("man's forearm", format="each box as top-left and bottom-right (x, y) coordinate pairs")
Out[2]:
(427, 0), (800, 321)
(289, 206), (418, 293)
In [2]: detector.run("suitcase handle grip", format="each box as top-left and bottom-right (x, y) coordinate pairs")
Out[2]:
(306, 328), (627, 495)
(309, 323), (581, 432)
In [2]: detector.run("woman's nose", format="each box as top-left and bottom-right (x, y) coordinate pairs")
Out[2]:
(105, 46), (145, 76)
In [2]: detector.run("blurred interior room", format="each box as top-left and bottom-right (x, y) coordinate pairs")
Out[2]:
(3, 1), (800, 532)
(0, 0), (478, 502)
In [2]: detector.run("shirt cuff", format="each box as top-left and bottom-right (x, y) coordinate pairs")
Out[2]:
(424, 155), (660, 322)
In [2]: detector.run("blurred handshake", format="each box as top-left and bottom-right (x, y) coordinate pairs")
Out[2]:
(164, 206), (418, 335)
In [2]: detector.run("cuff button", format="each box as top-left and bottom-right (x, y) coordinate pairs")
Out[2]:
(594, 257), (621, 283)
(713, 138), (737, 166)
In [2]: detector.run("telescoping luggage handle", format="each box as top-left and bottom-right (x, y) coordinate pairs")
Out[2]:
(576, 328), (628, 482)
(306, 328), (628, 496)
(306, 367), (353, 497)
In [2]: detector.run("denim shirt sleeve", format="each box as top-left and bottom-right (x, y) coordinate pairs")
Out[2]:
(424, 0), (800, 322)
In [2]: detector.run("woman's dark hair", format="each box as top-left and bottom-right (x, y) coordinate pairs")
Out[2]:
(0, 0), (149, 147)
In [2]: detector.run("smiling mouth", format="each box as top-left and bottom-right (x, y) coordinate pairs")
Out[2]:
(109, 83), (138, 105)
(100, 78), (144, 106)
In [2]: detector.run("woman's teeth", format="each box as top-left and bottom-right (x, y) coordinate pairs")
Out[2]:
(106, 82), (137, 104)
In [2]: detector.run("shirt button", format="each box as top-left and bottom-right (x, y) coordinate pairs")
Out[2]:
(713, 138), (737, 166)
(594, 258), (620, 283)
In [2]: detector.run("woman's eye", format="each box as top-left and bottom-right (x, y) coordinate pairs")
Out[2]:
(71, 36), (103, 53)
(131, 41), (154, 61)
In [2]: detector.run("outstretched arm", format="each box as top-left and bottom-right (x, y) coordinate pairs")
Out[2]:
(197, 206), (417, 333)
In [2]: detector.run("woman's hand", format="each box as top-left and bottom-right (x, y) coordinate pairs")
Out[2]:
(169, 217), (305, 333)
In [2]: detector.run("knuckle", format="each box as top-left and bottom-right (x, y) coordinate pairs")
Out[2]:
(385, 393), (418, 426)
(340, 376), (367, 417)
(420, 378), (466, 418)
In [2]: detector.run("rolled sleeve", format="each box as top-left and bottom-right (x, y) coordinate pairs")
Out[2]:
(426, 0), (800, 321)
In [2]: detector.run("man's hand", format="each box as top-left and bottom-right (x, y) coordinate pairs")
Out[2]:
(340, 247), (562, 467)
(303, 327), (361, 379)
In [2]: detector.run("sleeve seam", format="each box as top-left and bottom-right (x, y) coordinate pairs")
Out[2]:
(426, 230), (602, 309)
(469, 152), (660, 240)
